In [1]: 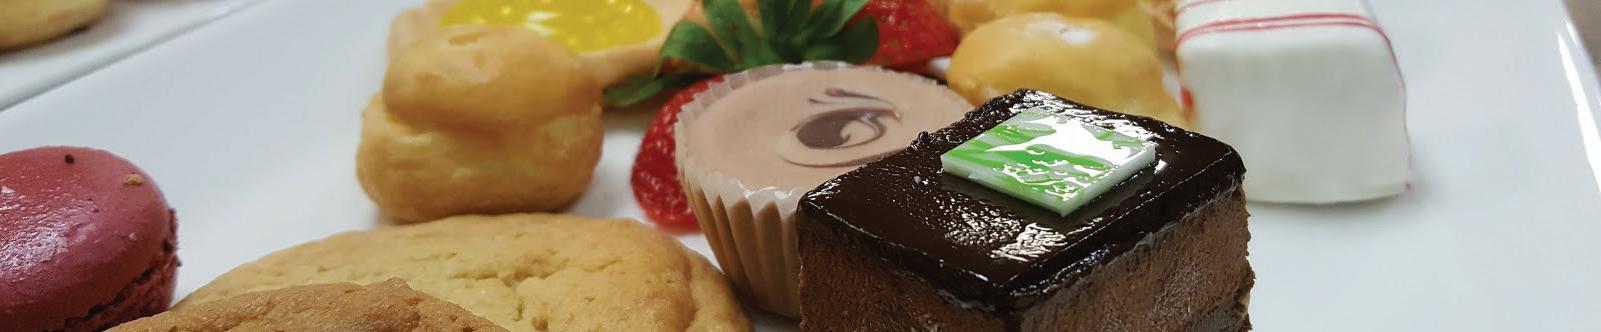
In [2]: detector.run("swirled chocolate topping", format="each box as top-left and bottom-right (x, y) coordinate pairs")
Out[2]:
(684, 68), (970, 189)
(784, 88), (904, 167)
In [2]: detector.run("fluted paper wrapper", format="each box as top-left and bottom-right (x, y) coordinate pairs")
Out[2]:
(674, 62), (863, 317)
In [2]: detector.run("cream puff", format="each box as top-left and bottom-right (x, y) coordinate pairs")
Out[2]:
(946, 0), (1170, 51)
(0, 0), (108, 51)
(358, 25), (604, 222)
(946, 13), (1185, 127)
(388, 0), (694, 86)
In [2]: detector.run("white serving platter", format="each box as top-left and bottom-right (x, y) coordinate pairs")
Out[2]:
(0, 0), (261, 109)
(2, 0), (1600, 330)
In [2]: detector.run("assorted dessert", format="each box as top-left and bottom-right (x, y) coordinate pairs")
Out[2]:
(0, 0), (1419, 330)
(948, 0), (1174, 51)
(181, 214), (749, 332)
(389, 0), (693, 86)
(358, 24), (604, 222)
(678, 62), (972, 316)
(946, 12), (1186, 127)
(625, 0), (960, 232)
(0, 0), (108, 51)
(0, 147), (178, 331)
(110, 280), (506, 332)
(1176, 0), (1409, 204)
(798, 90), (1252, 331)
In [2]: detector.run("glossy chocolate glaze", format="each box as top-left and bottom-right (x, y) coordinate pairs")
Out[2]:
(799, 90), (1244, 312)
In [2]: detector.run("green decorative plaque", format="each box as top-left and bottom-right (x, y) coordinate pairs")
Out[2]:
(940, 108), (1157, 216)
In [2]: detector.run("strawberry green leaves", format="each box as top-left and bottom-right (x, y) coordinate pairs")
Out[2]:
(602, 73), (706, 108)
(703, 0), (783, 68)
(659, 22), (736, 72)
(803, 0), (870, 41)
(805, 19), (877, 62)
(603, 0), (880, 107)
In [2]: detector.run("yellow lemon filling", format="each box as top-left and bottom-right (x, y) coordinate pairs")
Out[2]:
(440, 0), (662, 52)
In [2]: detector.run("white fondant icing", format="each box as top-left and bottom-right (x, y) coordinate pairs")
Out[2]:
(1176, 0), (1372, 33)
(1177, 0), (1410, 204)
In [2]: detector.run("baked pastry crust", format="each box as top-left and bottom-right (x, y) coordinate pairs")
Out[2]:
(946, 0), (1170, 50)
(0, 0), (108, 51)
(946, 13), (1185, 127)
(387, 0), (693, 86)
(359, 25), (603, 222)
(109, 279), (506, 332)
(181, 214), (751, 332)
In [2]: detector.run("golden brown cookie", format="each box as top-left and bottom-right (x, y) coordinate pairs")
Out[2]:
(182, 214), (750, 332)
(359, 25), (603, 222)
(109, 279), (505, 332)
(0, 0), (108, 51)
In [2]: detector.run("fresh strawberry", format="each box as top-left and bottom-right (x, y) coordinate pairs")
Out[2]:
(604, 0), (881, 108)
(857, 0), (960, 67)
(619, 0), (947, 231)
(632, 76), (725, 230)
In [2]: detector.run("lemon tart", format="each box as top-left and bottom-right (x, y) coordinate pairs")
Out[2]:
(389, 0), (693, 86)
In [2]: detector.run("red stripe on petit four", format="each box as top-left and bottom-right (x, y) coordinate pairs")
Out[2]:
(1177, 14), (1389, 48)
(1174, 11), (1407, 120)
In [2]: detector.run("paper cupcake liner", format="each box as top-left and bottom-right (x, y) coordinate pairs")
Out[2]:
(674, 62), (866, 317)
(679, 169), (806, 317)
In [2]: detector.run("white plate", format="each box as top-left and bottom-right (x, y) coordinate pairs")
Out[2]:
(2, 0), (1600, 330)
(0, 0), (261, 109)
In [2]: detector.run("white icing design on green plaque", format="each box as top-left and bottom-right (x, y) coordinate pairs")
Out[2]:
(940, 108), (1157, 216)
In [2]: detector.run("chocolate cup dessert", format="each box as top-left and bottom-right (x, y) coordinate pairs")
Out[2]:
(797, 89), (1253, 331)
(676, 62), (972, 317)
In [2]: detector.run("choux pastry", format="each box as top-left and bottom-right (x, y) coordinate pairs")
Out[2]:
(0, 0), (108, 51)
(358, 25), (603, 222)
(387, 0), (694, 87)
(947, 13), (1185, 127)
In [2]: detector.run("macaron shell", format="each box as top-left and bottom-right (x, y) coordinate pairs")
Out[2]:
(0, 147), (178, 331)
(68, 245), (178, 331)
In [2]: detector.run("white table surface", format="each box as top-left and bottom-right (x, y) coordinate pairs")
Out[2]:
(0, 0), (262, 109)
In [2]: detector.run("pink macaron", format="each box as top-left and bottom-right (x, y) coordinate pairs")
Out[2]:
(0, 146), (179, 331)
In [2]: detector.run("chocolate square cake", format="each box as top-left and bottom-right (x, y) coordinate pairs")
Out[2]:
(797, 90), (1253, 331)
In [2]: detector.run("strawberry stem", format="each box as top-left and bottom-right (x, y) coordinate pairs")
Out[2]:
(603, 0), (879, 108)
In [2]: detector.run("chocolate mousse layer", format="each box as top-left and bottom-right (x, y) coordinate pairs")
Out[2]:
(676, 63), (971, 317)
(798, 90), (1252, 331)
